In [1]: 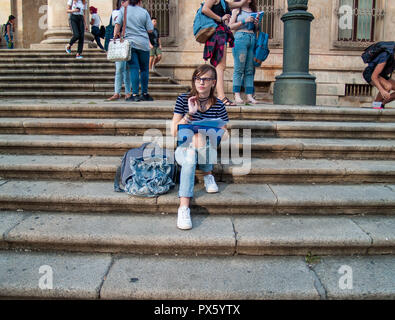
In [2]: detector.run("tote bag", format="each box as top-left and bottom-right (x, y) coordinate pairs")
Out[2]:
(107, 6), (131, 62)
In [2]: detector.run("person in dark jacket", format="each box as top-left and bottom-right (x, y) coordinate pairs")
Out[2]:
(363, 49), (395, 109)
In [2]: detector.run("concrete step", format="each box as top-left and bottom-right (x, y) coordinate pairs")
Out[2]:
(1, 118), (394, 139)
(0, 75), (174, 84)
(0, 69), (160, 76)
(0, 58), (110, 64)
(0, 180), (394, 215)
(0, 84), (190, 93)
(1, 211), (394, 256)
(0, 63), (115, 69)
(0, 101), (393, 122)
(1, 134), (394, 159)
(0, 91), (181, 100)
(1, 155), (394, 184)
(0, 249), (394, 299)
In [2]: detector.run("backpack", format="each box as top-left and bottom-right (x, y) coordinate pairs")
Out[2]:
(1, 24), (6, 37)
(104, 16), (114, 51)
(361, 41), (395, 64)
(254, 31), (270, 67)
(193, 0), (226, 43)
(114, 142), (176, 197)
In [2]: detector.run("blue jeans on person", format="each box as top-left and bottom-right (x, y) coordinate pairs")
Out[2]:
(232, 32), (256, 94)
(5, 34), (13, 49)
(115, 61), (131, 95)
(175, 142), (215, 198)
(91, 26), (104, 50)
(128, 47), (150, 95)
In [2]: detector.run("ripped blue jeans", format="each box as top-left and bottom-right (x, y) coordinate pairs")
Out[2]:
(175, 142), (216, 198)
(232, 32), (256, 94)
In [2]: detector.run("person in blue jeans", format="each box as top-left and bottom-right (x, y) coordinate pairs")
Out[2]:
(107, 0), (131, 101)
(171, 64), (229, 230)
(114, 0), (154, 102)
(229, 0), (260, 104)
(4, 15), (15, 49)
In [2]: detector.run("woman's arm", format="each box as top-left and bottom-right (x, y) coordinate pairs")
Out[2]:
(171, 113), (190, 137)
(67, 5), (79, 14)
(202, 0), (223, 23)
(6, 24), (11, 38)
(228, 0), (248, 9)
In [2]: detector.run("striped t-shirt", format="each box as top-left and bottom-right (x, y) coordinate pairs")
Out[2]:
(174, 93), (229, 123)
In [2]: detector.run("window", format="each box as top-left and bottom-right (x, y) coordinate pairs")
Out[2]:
(256, 0), (286, 47)
(335, 0), (385, 48)
(142, 0), (178, 45)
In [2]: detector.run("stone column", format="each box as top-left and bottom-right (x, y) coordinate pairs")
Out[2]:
(273, 0), (316, 106)
(31, 0), (95, 49)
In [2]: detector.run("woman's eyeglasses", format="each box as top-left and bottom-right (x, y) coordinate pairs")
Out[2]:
(194, 77), (215, 83)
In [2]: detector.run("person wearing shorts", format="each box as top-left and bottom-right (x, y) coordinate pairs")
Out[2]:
(363, 50), (395, 109)
(149, 17), (162, 71)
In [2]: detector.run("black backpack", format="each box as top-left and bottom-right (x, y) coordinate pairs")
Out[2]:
(361, 41), (395, 64)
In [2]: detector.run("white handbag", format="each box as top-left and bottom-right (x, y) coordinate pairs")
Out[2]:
(107, 38), (131, 62)
(107, 5), (131, 62)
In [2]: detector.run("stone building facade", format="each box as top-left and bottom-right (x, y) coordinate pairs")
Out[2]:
(1, 0), (394, 106)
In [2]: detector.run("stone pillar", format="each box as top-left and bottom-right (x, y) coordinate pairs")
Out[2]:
(31, 0), (95, 49)
(273, 0), (316, 106)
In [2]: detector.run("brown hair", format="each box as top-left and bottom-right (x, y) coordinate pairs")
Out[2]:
(189, 64), (218, 107)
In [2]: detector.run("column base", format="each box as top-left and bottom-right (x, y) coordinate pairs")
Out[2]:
(30, 28), (97, 50)
(273, 73), (317, 106)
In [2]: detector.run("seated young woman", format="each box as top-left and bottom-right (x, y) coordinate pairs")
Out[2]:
(171, 64), (229, 230)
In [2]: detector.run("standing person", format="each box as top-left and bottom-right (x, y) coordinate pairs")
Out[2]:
(4, 15), (15, 49)
(66, 0), (88, 59)
(171, 64), (229, 230)
(363, 45), (395, 109)
(202, 0), (248, 106)
(229, 0), (260, 104)
(89, 6), (105, 51)
(114, 0), (155, 102)
(149, 17), (162, 71)
(107, 0), (131, 101)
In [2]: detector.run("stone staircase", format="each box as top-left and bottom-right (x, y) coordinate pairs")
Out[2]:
(0, 54), (395, 299)
(0, 49), (189, 100)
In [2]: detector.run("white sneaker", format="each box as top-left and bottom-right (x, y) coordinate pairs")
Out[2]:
(204, 174), (219, 193)
(177, 206), (192, 230)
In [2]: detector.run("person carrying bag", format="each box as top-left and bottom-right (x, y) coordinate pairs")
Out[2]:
(107, 4), (131, 62)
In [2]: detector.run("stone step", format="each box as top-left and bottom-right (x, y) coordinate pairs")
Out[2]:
(1, 134), (394, 159)
(0, 83), (189, 93)
(0, 58), (110, 64)
(0, 91), (181, 100)
(1, 118), (394, 139)
(0, 101), (393, 122)
(1, 155), (394, 184)
(0, 250), (394, 299)
(0, 69), (159, 76)
(1, 211), (394, 256)
(0, 180), (394, 215)
(0, 63), (115, 69)
(0, 75), (173, 84)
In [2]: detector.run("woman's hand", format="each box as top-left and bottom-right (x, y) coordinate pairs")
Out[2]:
(245, 16), (254, 23)
(188, 96), (199, 114)
(222, 14), (231, 24)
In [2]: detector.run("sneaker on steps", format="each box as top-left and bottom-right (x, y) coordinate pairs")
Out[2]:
(204, 174), (219, 193)
(177, 206), (192, 230)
